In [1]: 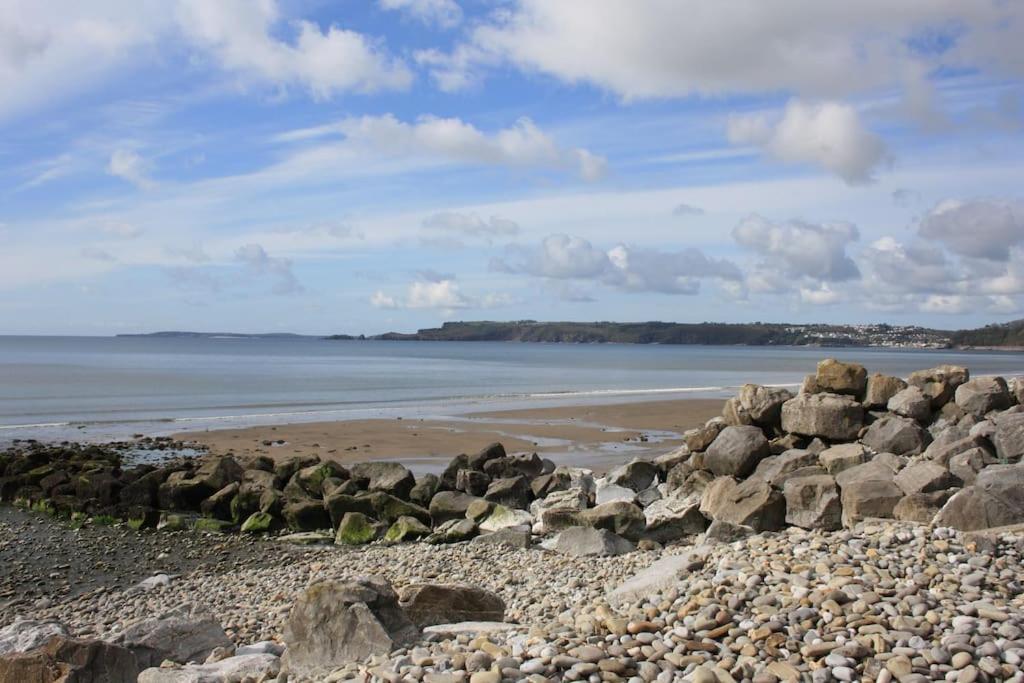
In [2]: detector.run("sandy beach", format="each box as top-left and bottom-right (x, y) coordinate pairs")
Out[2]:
(174, 398), (724, 473)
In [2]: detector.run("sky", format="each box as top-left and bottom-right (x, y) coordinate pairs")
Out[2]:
(2, 0), (1024, 335)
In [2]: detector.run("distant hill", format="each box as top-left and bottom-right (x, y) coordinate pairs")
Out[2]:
(950, 319), (1024, 348)
(332, 320), (950, 348)
(117, 331), (340, 339)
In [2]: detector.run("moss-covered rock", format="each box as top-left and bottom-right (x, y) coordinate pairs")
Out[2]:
(31, 498), (57, 516)
(334, 511), (385, 545)
(157, 513), (190, 532)
(194, 517), (234, 534)
(126, 506), (160, 530)
(240, 511), (278, 534)
(384, 515), (431, 543)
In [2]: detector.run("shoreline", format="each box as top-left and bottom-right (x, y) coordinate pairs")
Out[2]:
(173, 397), (725, 473)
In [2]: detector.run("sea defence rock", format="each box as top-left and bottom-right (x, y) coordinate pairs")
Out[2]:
(282, 577), (418, 676)
(112, 604), (232, 669)
(784, 474), (842, 531)
(607, 549), (708, 609)
(861, 415), (931, 456)
(955, 377), (1012, 418)
(934, 464), (1024, 531)
(398, 584), (505, 627)
(704, 426), (770, 478)
(542, 527), (635, 556)
(700, 477), (785, 532)
(814, 359), (867, 397)
(781, 393), (863, 441)
(863, 373), (908, 409)
(0, 636), (139, 683)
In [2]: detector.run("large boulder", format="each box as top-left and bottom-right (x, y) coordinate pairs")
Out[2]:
(425, 518), (478, 544)
(230, 469), (277, 523)
(682, 420), (725, 452)
(467, 442), (506, 471)
(0, 636), (139, 683)
(455, 469), (490, 496)
(282, 500), (330, 531)
(818, 443), (869, 475)
(949, 448), (990, 485)
(781, 393), (864, 441)
(993, 411), (1024, 462)
(383, 516), (432, 543)
(924, 434), (993, 466)
(199, 482), (238, 521)
(887, 386), (932, 423)
(894, 461), (959, 495)
(862, 415), (931, 455)
(483, 475), (533, 510)
(836, 461), (903, 527)
(577, 501), (646, 541)
(281, 577), (418, 677)
(138, 654), (280, 683)
(112, 604), (232, 669)
(349, 462), (415, 500)
(335, 512), (386, 546)
(483, 453), (544, 479)
(541, 527), (634, 557)
(863, 374), (908, 409)
(594, 481), (637, 505)
(0, 620), (69, 656)
(471, 527), (531, 549)
(359, 492), (431, 525)
(704, 426), (770, 478)
(408, 473), (440, 508)
(893, 491), (953, 523)
(737, 384), (794, 427)
(397, 584), (505, 627)
(955, 377), (1012, 418)
(750, 449), (821, 488)
(290, 461), (348, 498)
(933, 464), (1024, 530)
(721, 397), (754, 427)
(699, 477), (786, 532)
(815, 359), (867, 397)
(478, 505), (532, 532)
(784, 474), (842, 530)
(605, 459), (659, 492)
(429, 491), (480, 525)
(642, 494), (708, 542)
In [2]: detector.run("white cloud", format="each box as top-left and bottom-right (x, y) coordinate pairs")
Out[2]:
(860, 237), (956, 294)
(672, 203), (704, 217)
(493, 233), (741, 295)
(921, 294), (972, 314)
(371, 277), (507, 310)
(234, 243), (302, 294)
(732, 214), (860, 282)
(422, 211), (520, 237)
(107, 149), (154, 189)
(422, 1), (1022, 102)
(918, 198), (1024, 261)
(727, 100), (888, 184)
(370, 290), (398, 309)
(277, 114), (606, 181)
(799, 283), (841, 305)
(101, 221), (143, 239)
(378, 0), (462, 29)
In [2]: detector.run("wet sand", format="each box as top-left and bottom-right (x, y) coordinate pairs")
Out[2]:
(175, 398), (723, 473)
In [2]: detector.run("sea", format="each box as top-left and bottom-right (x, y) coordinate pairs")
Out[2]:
(1, 335), (1022, 444)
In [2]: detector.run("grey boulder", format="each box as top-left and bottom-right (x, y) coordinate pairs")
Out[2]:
(704, 425), (770, 478)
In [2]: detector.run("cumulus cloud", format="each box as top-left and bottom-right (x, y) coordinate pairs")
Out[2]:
(493, 234), (741, 295)
(234, 243), (302, 294)
(107, 149), (154, 189)
(422, 211), (520, 238)
(421, 1), (1022, 102)
(727, 100), (888, 184)
(732, 214), (860, 282)
(799, 283), (842, 305)
(860, 237), (956, 294)
(378, 0), (462, 28)
(370, 276), (508, 310)
(276, 114), (605, 181)
(918, 198), (1024, 261)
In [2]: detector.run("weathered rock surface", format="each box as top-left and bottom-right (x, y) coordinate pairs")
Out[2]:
(112, 604), (232, 669)
(934, 464), (1024, 531)
(137, 654), (280, 683)
(863, 373), (908, 409)
(541, 526), (634, 557)
(814, 359), (867, 397)
(398, 584), (505, 627)
(861, 415), (931, 455)
(955, 376), (1012, 418)
(887, 386), (931, 422)
(781, 393), (863, 441)
(699, 477), (785, 532)
(704, 426), (770, 478)
(783, 474), (842, 530)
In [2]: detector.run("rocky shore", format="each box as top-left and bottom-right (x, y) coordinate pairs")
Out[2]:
(2, 358), (1024, 682)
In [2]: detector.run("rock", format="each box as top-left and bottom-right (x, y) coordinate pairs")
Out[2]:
(421, 622), (520, 638)
(290, 461), (347, 498)
(0, 636), (139, 683)
(137, 653), (280, 683)
(542, 527), (635, 557)
(781, 393), (864, 441)
(818, 443), (869, 475)
(464, 498), (493, 522)
(113, 604), (233, 668)
(483, 453), (544, 479)
(738, 384), (794, 427)
(530, 470), (571, 499)
(455, 469), (490, 496)
(607, 549), (708, 609)
(335, 512), (386, 545)
(994, 411), (1024, 462)
(594, 481), (637, 505)
(282, 500), (330, 532)
(699, 477), (786, 532)
(193, 518), (234, 534)
(408, 473), (440, 508)
(398, 584), (505, 627)
(477, 505), (532, 532)
(229, 470), (276, 522)
(653, 445), (690, 472)
(483, 475), (533, 510)
(439, 454), (470, 491)
(863, 373), (908, 409)
(934, 464), (1024, 530)
(425, 519), (477, 544)
(909, 365), (969, 408)
(384, 515), (432, 543)
(705, 426), (770, 478)
(894, 461), (960, 495)
(281, 577), (418, 677)
(894, 491), (953, 523)
(199, 482), (238, 521)
(467, 442), (506, 471)
(1009, 376), (1024, 404)
(949, 448), (989, 485)
(349, 462), (416, 500)
(605, 459), (659, 492)
(360, 491), (432, 525)
(158, 472), (215, 512)
(955, 377), (1012, 417)
(784, 474), (842, 530)
(702, 519), (754, 543)
(239, 511), (278, 534)
(682, 420), (725, 452)
(887, 386), (932, 422)
(642, 494), (708, 542)
(470, 527), (531, 549)
(862, 415), (931, 456)
(924, 434), (993, 466)
(429, 491), (480, 525)
(815, 359), (867, 397)
(0, 620), (69, 656)
(836, 462), (904, 527)
(578, 501), (646, 541)
(530, 488), (589, 533)
(750, 449), (820, 487)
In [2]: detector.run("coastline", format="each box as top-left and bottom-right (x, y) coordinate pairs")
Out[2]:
(174, 397), (724, 473)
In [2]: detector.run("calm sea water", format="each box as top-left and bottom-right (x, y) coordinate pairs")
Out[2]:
(1, 336), (1022, 443)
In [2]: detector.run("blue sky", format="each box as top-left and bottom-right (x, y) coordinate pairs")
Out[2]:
(2, 0), (1024, 335)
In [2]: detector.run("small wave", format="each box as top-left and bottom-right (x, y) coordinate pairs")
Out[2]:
(525, 385), (734, 398)
(0, 421), (72, 430)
